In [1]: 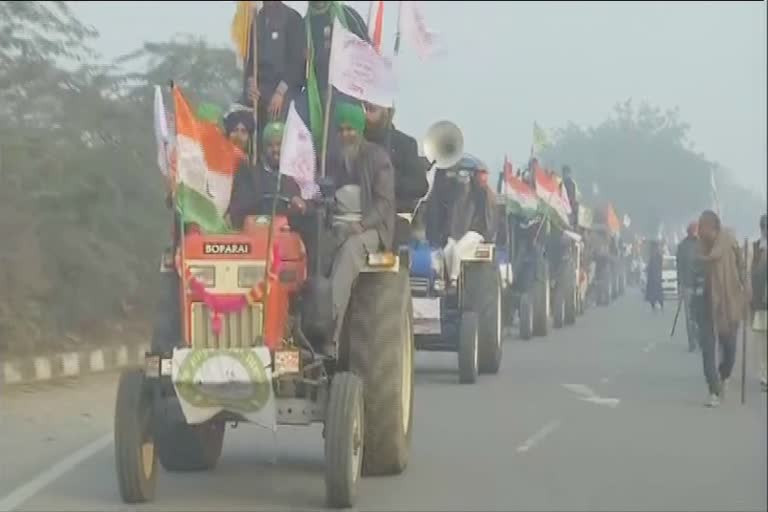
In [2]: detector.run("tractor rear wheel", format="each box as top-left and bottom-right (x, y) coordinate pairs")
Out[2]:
(532, 261), (550, 337)
(345, 270), (414, 476)
(464, 263), (503, 374)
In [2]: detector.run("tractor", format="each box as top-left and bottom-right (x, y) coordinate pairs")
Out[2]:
(407, 122), (503, 384)
(114, 179), (415, 509)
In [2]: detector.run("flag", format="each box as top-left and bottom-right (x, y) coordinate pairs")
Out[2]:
(231, 1), (258, 70)
(173, 86), (242, 234)
(368, 0), (384, 53)
(605, 203), (621, 235)
(532, 122), (549, 155)
(533, 163), (571, 228)
(329, 18), (397, 107)
(501, 161), (540, 218)
(398, 0), (440, 60)
(153, 85), (170, 177)
(280, 102), (319, 200)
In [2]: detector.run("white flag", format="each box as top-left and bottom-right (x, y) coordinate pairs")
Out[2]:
(399, 1), (440, 60)
(280, 102), (319, 200)
(153, 85), (170, 176)
(328, 18), (397, 108)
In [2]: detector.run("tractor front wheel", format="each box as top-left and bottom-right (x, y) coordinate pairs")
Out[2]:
(114, 369), (157, 504)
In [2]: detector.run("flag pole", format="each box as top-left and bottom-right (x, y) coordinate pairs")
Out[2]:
(394, 1), (403, 56)
(250, 2), (261, 165)
(320, 90), (334, 179)
(320, 19), (338, 179)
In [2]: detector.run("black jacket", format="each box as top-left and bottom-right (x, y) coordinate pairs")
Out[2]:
(241, 2), (306, 108)
(227, 160), (302, 230)
(366, 125), (429, 212)
(676, 235), (698, 288)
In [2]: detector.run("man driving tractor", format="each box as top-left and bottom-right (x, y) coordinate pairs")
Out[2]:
(426, 155), (497, 289)
(227, 120), (306, 229)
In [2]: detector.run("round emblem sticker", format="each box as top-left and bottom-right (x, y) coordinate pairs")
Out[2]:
(176, 349), (271, 413)
(271, 31), (279, 40)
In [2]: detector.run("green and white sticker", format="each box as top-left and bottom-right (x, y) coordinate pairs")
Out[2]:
(172, 347), (275, 426)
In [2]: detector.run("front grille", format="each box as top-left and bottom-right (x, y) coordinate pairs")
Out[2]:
(410, 277), (430, 296)
(190, 303), (263, 348)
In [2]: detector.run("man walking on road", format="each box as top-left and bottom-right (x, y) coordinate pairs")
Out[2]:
(693, 210), (748, 407)
(677, 222), (700, 352)
(751, 214), (767, 391)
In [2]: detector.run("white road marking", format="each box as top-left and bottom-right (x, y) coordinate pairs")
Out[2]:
(579, 396), (621, 408)
(0, 433), (113, 512)
(516, 420), (561, 453)
(562, 383), (596, 397)
(563, 383), (621, 408)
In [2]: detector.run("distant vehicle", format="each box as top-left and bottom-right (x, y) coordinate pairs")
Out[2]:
(662, 255), (678, 298)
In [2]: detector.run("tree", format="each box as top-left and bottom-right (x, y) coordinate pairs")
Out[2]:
(116, 35), (241, 109)
(541, 99), (762, 237)
(0, 2), (242, 355)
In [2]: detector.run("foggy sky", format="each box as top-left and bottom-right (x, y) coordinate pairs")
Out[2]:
(70, 1), (767, 198)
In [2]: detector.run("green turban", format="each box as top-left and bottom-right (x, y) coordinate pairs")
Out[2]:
(196, 102), (223, 124)
(262, 122), (285, 144)
(335, 102), (365, 134)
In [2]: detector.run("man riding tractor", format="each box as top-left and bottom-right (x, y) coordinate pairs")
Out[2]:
(115, 101), (414, 509)
(409, 123), (503, 383)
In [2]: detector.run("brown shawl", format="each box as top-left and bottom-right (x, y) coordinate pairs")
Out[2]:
(699, 229), (747, 333)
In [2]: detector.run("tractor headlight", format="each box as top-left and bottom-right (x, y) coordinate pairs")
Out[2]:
(238, 265), (266, 289)
(189, 265), (215, 287)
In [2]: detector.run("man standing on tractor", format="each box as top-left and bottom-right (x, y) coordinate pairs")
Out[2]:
(426, 156), (497, 290)
(363, 102), (429, 214)
(325, 101), (396, 354)
(227, 120), (307, 229)
(242, 0), (306, 136)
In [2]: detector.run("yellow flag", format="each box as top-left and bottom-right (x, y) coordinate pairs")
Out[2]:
(532, 122), (549, 155)
(231, 1), (256, 69)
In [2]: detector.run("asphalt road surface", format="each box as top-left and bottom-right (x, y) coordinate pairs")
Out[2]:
(1, 293), (766, 512)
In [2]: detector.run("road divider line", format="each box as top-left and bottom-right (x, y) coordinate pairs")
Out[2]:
(516, 420), (561, 454)
(0, 433), (113, 512)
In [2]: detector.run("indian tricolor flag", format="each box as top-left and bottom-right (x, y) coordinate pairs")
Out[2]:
(533, 163), (571, 228)
(173, 86), (242, 234)
(501, 158), (539, 218)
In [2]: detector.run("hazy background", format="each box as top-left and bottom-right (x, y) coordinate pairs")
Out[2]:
(70, 0), (767, 197)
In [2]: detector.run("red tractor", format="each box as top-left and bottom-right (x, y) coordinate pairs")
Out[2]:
(114, 191), (415, 508)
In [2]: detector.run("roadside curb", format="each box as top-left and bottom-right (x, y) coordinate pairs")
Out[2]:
(1, 343), (150, 387)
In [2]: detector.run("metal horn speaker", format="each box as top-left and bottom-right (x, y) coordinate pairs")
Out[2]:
(423, 120), (464, 169)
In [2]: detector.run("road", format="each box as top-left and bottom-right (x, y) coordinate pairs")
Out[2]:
(1, 293), (766, 512)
